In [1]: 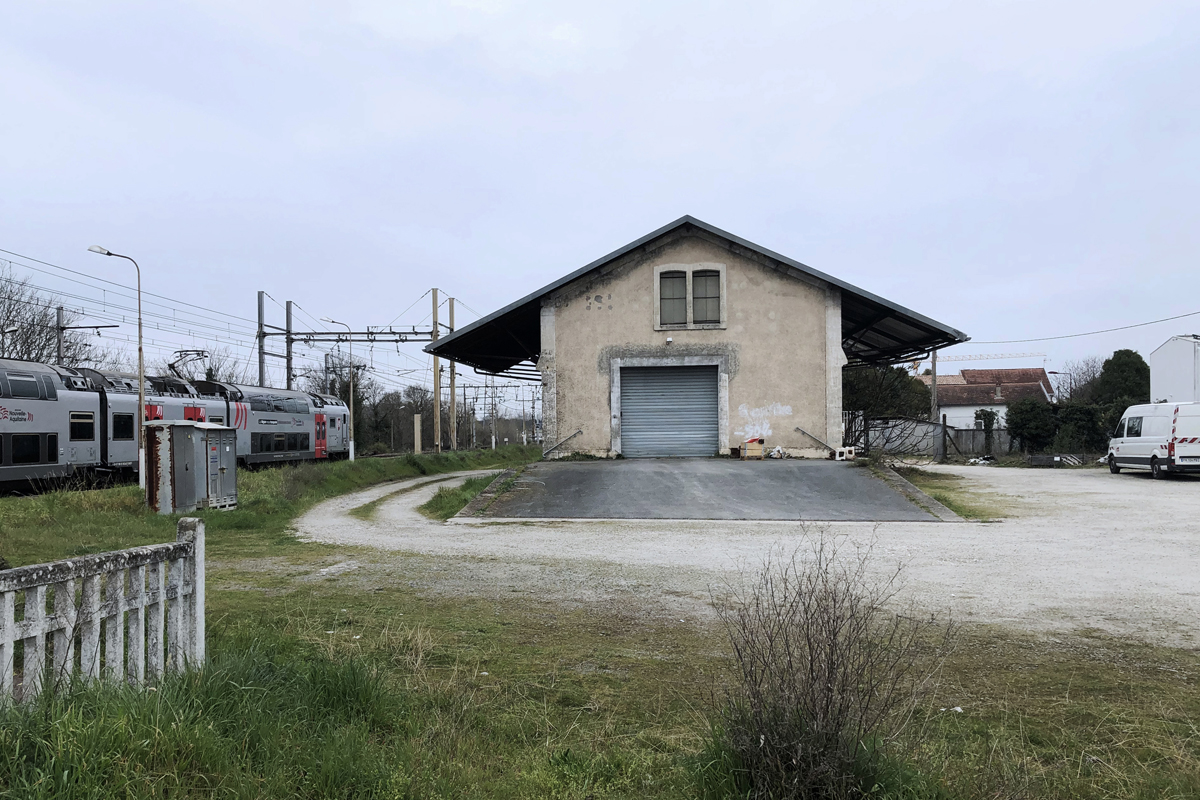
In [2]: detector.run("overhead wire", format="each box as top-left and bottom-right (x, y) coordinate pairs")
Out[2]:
(969, 309), (1200, 344)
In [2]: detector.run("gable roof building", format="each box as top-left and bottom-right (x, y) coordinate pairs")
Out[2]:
(927, 367), (1055, 429)
(427, 216), (969, 458)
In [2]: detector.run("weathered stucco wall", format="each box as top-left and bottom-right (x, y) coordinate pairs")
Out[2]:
(538, 228), (844, 457)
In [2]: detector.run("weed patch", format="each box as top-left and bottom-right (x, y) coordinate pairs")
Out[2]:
(894, 467), (1007, 520)
(416, 474), (497, 520)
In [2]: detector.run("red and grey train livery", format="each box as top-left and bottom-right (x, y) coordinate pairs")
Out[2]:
(0, 358), (349, 487)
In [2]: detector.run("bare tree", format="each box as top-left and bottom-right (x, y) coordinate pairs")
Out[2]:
(0, 262), (106, 366)
(1053, 356), (1104, 403)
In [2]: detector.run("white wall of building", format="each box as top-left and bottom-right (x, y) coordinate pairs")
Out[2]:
(942, 403), (1008, 430)
(1150, 335), (1200, 403)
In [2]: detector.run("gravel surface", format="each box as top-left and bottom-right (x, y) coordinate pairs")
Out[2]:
(293, 465), (1200, 646)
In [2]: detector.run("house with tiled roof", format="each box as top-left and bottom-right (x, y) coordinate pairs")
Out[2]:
(921, 367), (1055, 429)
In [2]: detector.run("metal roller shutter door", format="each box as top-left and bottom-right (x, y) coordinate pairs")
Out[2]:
(620, 366), (719, 457)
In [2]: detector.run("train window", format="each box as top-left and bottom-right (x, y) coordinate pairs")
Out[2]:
(274, 433), (286, 452)
(47, 433), (58, 463)
(248, 396), (272, 412)
(251, 433), (261, 454)
(12, 434), (40, 464)
(70, 411), (96, 441)
(271, 397), (288, 412)
(287, 433), (298, 450)
(209, 416), (224, 425)
(112, 413), (135, 441)
(293, 399), (309, 413)
(41, 376), (58, 400)
(300, 433), (310, 450)
(8, 374), (41, 399)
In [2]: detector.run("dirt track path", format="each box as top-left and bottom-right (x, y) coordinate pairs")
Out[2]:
(294, 465), (1200, 646)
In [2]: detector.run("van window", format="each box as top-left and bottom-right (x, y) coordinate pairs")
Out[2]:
(1113, 419), (1126, 438)
(112, 413), (135, 441)
(70, 411), (96, 441)
(1126, 417), (1143, 438)
(8, 374), (41, 399)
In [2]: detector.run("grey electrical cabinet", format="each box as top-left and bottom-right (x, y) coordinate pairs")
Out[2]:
(146, 422), (238, 514)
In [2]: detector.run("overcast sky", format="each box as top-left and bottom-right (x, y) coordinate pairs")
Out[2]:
(2, 0), (1198, 390)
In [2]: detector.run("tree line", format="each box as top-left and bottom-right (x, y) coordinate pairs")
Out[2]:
(843, 348), (1152, 455)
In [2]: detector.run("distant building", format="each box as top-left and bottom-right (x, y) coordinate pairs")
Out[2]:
(921, 368), (1054, 429)
(1150, 335), (1200, 403)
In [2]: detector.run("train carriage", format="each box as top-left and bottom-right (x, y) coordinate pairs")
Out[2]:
(0, 360), (101, 484)
(0, 357), (352, 489)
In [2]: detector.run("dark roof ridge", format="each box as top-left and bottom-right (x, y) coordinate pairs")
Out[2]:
(427, 215), (968, 359)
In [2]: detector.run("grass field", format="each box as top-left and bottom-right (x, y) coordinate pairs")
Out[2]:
(4, 449), (1200, 798)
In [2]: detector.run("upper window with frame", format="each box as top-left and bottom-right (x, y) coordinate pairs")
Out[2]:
(692, 270), (721, 324)
(70, 411), (96, 441)
(659, 271), (687, 326)
(654, 265), (726, 330)
(1125, 417), (1143, 438)
(7, 373), (41, 399)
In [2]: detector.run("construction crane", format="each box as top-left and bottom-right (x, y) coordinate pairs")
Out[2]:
(907, 352), (1047, 373)
(932, 352), (1046, 363)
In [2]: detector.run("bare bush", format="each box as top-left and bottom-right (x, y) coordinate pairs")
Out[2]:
(712, 531), (952, 799)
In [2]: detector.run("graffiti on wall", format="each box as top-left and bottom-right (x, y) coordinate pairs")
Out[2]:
(734, 402), (792, 440)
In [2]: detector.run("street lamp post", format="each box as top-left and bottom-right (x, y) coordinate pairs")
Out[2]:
(88, 246), (146, 488)
(0, 326), (17, 359)
(321, 317), (355, 461)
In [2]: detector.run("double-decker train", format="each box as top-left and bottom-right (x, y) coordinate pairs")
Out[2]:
(0, 357), (349, 487)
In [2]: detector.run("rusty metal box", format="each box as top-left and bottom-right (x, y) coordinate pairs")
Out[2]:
(146, 422), (238, 514)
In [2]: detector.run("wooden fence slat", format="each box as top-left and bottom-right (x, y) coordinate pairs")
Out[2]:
(146, 561), (165, 681)
(79, 575), (101, 681)
(0, 590), (14, 702)
(104, 569), (126, 683)
(125, 565), (146, 685)
(51, 579), (76, 691)
(22, 585), (47, 702)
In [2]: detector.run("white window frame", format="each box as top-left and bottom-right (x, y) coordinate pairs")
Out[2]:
(652, 263), (727, 331)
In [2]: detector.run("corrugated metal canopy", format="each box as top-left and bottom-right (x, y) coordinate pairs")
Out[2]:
(425, 216), (969, 373)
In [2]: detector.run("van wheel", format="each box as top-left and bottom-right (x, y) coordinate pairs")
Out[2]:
(1108, 455), (1121, 474)
(1151, 456), (1166, 480)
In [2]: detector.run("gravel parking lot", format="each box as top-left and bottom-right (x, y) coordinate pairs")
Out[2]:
(293, 465), (1200, 646)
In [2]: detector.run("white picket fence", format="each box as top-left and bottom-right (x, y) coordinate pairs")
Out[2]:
(0, 517), (205, 704)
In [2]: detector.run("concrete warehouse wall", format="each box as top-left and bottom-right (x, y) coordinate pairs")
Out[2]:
(538, 228), (843, 457)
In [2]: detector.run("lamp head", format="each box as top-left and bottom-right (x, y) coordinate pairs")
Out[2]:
(87, 245), (111, 256)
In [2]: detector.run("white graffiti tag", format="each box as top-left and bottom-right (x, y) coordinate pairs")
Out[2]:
(734, 402), (792, 439)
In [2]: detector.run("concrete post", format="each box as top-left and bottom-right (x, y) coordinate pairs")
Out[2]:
(257, 291), (266, 387)
(448, 297), (456, 450)
(285, 300), (293, 390)
(432, 289), (441, 453)
(414, 413), (422, 454)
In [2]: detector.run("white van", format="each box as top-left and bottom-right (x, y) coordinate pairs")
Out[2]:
(1108, 402), (1200, 478)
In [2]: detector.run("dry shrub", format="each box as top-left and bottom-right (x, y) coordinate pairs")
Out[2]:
(712, 530), (952, 799)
